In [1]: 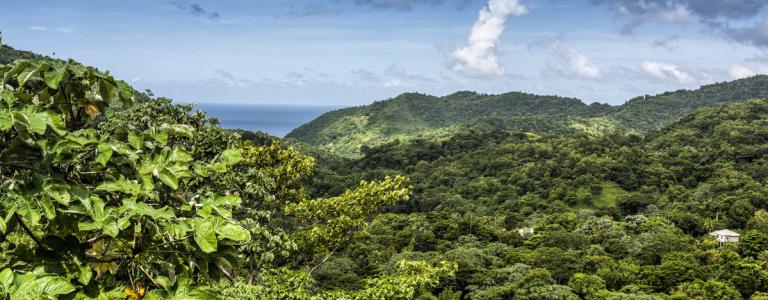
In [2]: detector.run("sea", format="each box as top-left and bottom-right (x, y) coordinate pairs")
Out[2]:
(194, 103), (343, 137)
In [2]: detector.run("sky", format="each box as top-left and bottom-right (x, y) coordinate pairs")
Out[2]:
(1, 0), (768, 106)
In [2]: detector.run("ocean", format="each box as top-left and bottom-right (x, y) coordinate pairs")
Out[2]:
(194, 103), (342, 137)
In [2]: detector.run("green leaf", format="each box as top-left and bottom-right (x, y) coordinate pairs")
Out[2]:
(0, 111), (11, 132)
(72, 287), (125, 300)
(13, 109), (48, 135)
(155, 276), (172, 291)
(159, 124), (195, 139)
(17, 197), (42, 227)
(169, 149), (192, 163)
(44, 183), (72, 206)
(96, 143), (113, 166)
(77, 265), (93, 285)
(16, 63), (41, 87)
(78, 221), (101, 231)
(142, 290), (165, 300)
(217, 195), (241, 207)
(152, 131), (168, 146)
(194, 221), (217, 253)
(44, 64), (68, 89)
(27, 112), (48, 135)
(45, 112), (66, 136)
(4, 60), (31, 83)
(103, 221), (119, 238)
(34, 276), (76, 297)
(216, 223), (250, 242)
(14, 276), (76, 299)
(158, 170), (179, 190)
(0, 208), (15, 234)
(132, 203), (175, 220)
(220, 148), (242, 166)
(0, 269), (13, 293)
(127, 133), (143, 150)
(38, 195), (56, 219)
(95, 176), (141, 195)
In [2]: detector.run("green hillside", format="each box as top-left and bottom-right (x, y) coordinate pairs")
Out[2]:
(610, 76), (768, 131)
(306, 99), (768, 298)
(288, 75), (768, 157)
(0, 44), (47, 65)
(287, 91), (599, 157)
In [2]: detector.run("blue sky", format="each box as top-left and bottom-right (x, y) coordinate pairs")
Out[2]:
(1, 0), (767, 105)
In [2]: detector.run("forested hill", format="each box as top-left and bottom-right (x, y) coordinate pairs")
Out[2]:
(286, 92), (599, 157)
(0, 44), (47, 64)
(611, 76), (768, 131)
(306, 99), (768, 298)
(287, 75), (768, 157)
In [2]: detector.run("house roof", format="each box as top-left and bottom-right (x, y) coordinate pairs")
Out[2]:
(709, 229), (740, 237)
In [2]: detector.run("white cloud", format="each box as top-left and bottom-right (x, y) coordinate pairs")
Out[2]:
(546, 40), (603, 80)
(639, 61), (700, 84)
(212, 69), (254, 87)
(386, 64), (435, 84)
(26, 26), (74, 33)
(727, 64), (768, 79)
(449, 0), (528, 77)
(55, 27), (74, 33)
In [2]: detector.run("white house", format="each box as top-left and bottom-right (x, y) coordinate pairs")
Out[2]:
(516, 227), (535, 237)
(710, 229), (740, 244)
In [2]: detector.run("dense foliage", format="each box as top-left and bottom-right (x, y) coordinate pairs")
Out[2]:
(306, 100), (768, 299)
(287, 76), (768, 157)
(4, 44), (768, 299)
(0, 57), (455, 299)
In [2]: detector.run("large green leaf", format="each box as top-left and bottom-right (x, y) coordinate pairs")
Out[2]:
(220, 148), (242, 166)
(131, 202), (175, 220)
(96, 143), (113, 166)
(94, 176), (141, 195)
(77, 265), (93, 286)
(0, 269), (13, 294)
(0, 110), (11, 132)
(12, 275), (76, 299)
(158, 170), (179, 190)
(159, 123), (195, 139)
(216, 223), (250, 242)
(43, 64), (67, 89)
(0, 208), (15, 233)
(38, 195), (56, 219)
(194, 221), (217, 253)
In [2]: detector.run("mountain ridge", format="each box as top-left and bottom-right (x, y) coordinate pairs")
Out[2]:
(287, 75), (768, 157)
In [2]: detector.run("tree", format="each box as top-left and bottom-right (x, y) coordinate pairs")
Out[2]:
(0, 59), (456, 298)
(671, 280), (742, 300)
(739, 230), (768, 258)
(568, 273), (606, 299)
(0, 59), (250, 298)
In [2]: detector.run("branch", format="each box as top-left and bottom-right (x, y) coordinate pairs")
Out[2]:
(217, 263), (236, 283)
(14, 213), (53, 252)
(137, 264), (162, 289)
(146, 234), (191, 250)
(308, 242), (344, 275)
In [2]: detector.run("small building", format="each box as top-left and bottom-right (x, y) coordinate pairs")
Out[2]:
(710, 229), (740, 244)
(517, 227), (535, 237)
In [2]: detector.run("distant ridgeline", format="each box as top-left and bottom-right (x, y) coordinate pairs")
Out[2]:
(0, 44), (48, 65)
(287, 76), (768, 157)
